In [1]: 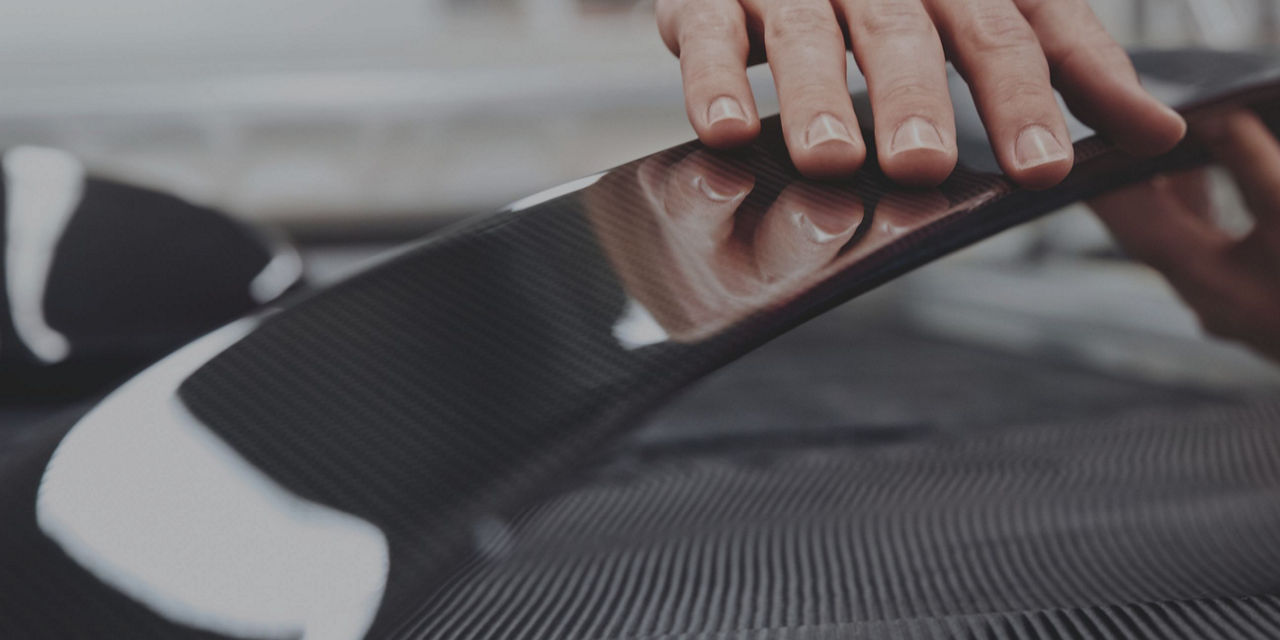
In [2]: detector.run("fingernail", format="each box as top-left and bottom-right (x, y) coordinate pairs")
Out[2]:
(707, 96), (747, 126)
(1015, 125), (1070, 169)
(804, 113), (854, 149)
(890, 117), (946, 156)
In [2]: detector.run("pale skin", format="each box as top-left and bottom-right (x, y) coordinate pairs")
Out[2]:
(656, 0), (1188, 187)
(1091, 111), (1280, 362)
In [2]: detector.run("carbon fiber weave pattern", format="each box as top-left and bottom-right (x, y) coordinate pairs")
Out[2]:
(402, 400), (1280, 639)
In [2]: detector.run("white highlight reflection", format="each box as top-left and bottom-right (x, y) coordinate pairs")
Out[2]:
(250, 244), (304, 304)
(4, 146), (83, 363)
(503, 171), (605, 212)
(613, 296), (669, 350)
(37, 320), (390, 640)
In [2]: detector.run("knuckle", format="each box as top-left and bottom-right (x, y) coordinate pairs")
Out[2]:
(679, 7), (746, 44)
(876, 80), (942, 110)
(766, 5), (842, 43)
(854, 1), (934, 39)
(684, 61), (742, 86)
(959, 9), (1039, 56)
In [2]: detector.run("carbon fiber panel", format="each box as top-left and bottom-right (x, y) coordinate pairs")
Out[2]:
(173, 53), (1280, 637)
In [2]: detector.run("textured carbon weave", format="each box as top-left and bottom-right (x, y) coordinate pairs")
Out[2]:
(167, 53), (1280, 638)
(405, 401), (1280, 640)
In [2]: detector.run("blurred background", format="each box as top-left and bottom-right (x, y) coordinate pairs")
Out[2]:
(1, 0), (1274, 225)
(1, 0), (1278, 390)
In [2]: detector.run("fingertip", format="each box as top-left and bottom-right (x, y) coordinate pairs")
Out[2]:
(699, 117), (761, 149)
(792, 139), (867, 180)
(1006, 148), (1074, 189)
(878, 116), (957, 187)
(1159, 103), (1189, 147)
(1080, 80), (1188, 157)
(1009, 158), (1074, 190)
(880, 147), (958, 188)
(788, 112), (867, 179)
(696, 95), (760, 149)
(1005, 124), (1074, 190)
(1116, 100), (1188, 157)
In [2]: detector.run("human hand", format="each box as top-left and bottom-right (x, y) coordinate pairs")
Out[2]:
(656, 0), (1186, 187)
(1090, 111), (1280, 362)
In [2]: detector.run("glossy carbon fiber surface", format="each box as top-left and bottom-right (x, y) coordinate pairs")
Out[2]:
(0, 166), (293, 397)
(2, 50), (1280, 640)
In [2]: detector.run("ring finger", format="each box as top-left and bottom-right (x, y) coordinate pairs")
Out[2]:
(839, 0), (957, 186)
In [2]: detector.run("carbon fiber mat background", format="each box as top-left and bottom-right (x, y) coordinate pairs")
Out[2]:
(403, 398), (1280, 639)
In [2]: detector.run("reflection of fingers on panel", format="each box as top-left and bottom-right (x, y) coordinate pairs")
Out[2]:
(872, 191), (953, 237)
(655, 152), (754, 243)
(588, 158), (754, 345)
(755, 183), (863, 282)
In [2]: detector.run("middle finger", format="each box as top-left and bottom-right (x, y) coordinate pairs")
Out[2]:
(926, 0), (1073, 188)
(753, 0), (867, 179)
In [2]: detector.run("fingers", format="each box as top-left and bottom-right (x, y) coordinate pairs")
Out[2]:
(926, 0), (1072, 189)
(1092, 178), (1280, 357)
(1014, 0), (1185, 157)
(657, 0), (761, 149)
(1089, 179), (1229, 288)
(1199, 111), (1280, 238)
(836, 0), (956, 186)
(1161, 170), (1213, 223)
(755, 0), (866, 179)
(660, 0), (1184, 192)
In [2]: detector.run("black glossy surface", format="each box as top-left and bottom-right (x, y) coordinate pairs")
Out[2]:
(2, 51), (1279, 640)
(0, 168), (299, 399)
